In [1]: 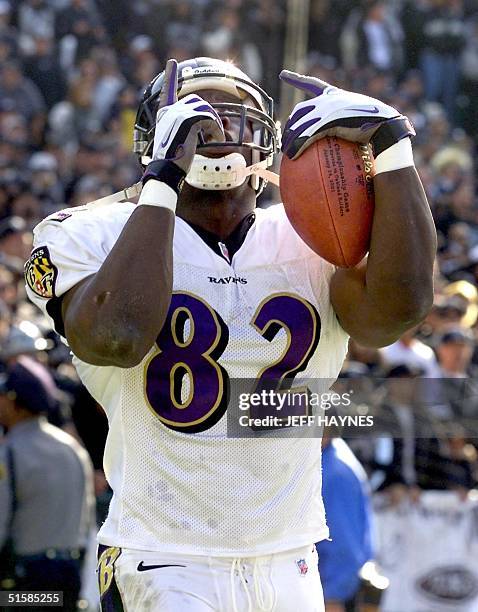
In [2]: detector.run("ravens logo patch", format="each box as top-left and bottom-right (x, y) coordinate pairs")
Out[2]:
(24, 246), (57, 299)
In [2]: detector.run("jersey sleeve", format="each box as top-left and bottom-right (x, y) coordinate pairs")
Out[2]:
(25, 202), (135, 337)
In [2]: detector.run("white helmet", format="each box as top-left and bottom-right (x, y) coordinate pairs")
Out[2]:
(134, 57), (281, 194)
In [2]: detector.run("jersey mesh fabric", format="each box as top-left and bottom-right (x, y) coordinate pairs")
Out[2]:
(113, 364), (326, 553)
(28, 201), (349, 555)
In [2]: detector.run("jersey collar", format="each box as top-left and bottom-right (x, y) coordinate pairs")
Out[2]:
(183, 212), (256, 263)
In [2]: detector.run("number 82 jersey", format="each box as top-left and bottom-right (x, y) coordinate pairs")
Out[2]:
(25, 201), (349, 556)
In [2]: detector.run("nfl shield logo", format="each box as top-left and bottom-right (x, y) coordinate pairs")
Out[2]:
(296, 558), (308, 576)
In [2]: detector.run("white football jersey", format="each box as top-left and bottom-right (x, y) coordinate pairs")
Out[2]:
(26, 201), (349, 556)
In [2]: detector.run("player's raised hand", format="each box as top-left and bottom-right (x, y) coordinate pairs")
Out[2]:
(279, 69), (414, 160)
(151, 58), (225, 174)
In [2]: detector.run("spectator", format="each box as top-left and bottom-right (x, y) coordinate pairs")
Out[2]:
(107, 84), (140, 152)
(162, 0), (202, 59)
(17, 0), (56, 56)
(23, 35), (67, 110)
(308, 0), (352, 63)
(347, 339), (385, 376)
(441, 425), (478, 492)
(0, 360), (95, 610)
(67, 57), (100, 134)
(317, 437), (374, 611)
(400, 0), (428, 70)
(202, 7), (239, 55)
(27, 152), (65, 217)
(123, 33), (151, 62)
(435, 327), (476, 377)
(0, 112), (31, 177)
(418, 0), (467, 120)
(122, 35), (160, 89)
(380, 327), (441, 378)
(0, 1), (17, 62)
(421, 296), (468, 339)
(0, 63), (46, 147)
(370, 360), (477, 494)
(53, 371), (110, 524)
(88, 46), (125, 127)
(461, 14), (478, 137)
(0, 267), (18, 313)
(442, 281), (478, 328)
(56, 0), (105, 72)
(371, 364), (425, 493)
(10, 192), (43, 230)
(247, 0), (285, 100)
(340, 0), (403, 73)
(0, 217), (31, 270)
(56, 0), (101, 42)
(439, 222), (473, 277)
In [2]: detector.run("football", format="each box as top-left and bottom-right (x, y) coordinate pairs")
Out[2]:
(280, 137), (375, 268)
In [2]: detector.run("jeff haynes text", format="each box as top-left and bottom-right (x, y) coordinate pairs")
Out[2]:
(238, 414), (374, 428)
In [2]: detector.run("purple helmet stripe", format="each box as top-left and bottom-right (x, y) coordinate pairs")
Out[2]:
(167, 62), (178, 105)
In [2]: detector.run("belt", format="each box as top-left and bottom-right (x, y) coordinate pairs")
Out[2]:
(17, 548), (85, 562)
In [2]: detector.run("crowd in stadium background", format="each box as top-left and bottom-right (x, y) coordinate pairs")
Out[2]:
(1, 0), (478, 610)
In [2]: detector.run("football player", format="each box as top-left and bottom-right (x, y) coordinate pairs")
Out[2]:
(25, 58), (436, 611)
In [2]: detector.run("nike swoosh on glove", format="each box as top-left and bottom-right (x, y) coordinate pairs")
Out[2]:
(152, 94), (224, 173)
(280, 70), (415, 160)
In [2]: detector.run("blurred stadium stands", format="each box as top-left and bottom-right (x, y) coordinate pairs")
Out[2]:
(1, 0), (478, 610)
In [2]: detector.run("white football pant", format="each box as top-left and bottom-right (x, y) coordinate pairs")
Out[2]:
(97, 543), (325, 611)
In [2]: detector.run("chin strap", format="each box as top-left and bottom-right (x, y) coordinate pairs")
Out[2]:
(86, 182), (142, 209)
(245, 161), (280, 186)
(86, 160), (279, 209)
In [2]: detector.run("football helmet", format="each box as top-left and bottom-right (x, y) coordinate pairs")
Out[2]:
(134, 57), (281, 193)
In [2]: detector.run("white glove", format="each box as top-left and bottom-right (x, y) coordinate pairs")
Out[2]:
(150, 59), (224, 175)
(280, 70), (414, 160)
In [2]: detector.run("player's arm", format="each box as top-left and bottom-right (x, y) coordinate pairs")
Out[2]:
(60, 59), (224, 367)
(61, 206), (174, 367)
(329, 164), (435, 346)
(280, 71), (436, 347)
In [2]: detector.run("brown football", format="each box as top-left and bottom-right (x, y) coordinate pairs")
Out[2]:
(280, 137), (375, 268)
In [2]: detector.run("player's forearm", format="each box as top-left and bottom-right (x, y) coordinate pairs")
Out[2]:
(64, 206), (174, 367)
(366, 166), (436, 323)
(331, 166), (436, 347)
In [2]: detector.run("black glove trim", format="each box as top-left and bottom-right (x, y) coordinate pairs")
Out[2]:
(142, 160), (186, 196)
(370, 116), (416, 157)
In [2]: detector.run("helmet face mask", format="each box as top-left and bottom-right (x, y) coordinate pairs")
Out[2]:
(196, 102), (275, 155)
(134, 57), (280, 193)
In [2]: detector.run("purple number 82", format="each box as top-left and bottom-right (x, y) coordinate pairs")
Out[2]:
(144, 291), (321, 433)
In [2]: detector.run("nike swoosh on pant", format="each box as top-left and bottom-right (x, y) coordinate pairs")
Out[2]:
(137, 561), (186, 572)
